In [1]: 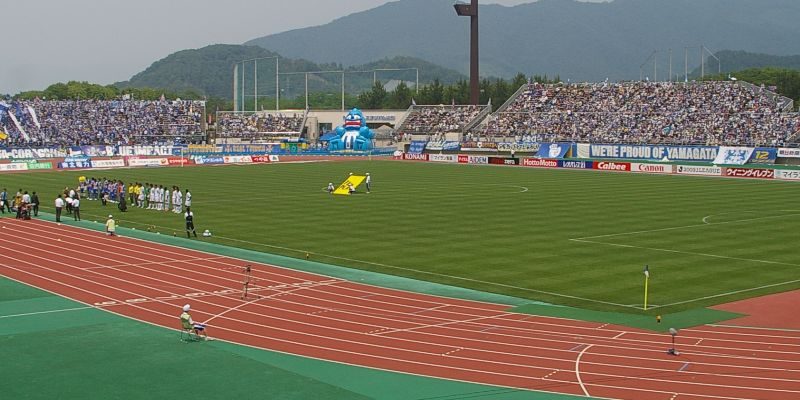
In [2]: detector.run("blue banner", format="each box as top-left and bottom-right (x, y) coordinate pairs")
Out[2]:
(217, 144), (276, 153)
(588, 144), (718, 162)
(558, 160), (594, 169)
(442, 141), (461, 151)
(408, 141), (427, 154)
(192, 156), (225, 165)
(59, 160), (92, 169)
(748, 148), (777, 164)
(537, 143), (571, 159)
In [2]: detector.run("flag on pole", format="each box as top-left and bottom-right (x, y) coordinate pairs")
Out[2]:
(643, 264), (650, 310)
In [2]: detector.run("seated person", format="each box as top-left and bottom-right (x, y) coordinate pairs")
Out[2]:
(348, 183), (355, 194)
(327, 182), (335, 194)
(180, 304), (207, 340)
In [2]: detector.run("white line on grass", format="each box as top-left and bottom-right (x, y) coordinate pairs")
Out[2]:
(650, 278), (800, 310)
(569, 238), (800, 268)
(572, 212), (800, 241)
(0, 306), (94, 319)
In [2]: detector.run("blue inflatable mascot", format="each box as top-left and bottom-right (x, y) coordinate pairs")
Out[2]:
(328, 108), (374, 151)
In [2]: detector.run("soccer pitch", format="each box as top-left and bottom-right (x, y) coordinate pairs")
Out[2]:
(7, 160), (800, 314)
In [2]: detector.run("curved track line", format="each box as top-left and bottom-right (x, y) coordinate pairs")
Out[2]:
(576, 344), (594, 397)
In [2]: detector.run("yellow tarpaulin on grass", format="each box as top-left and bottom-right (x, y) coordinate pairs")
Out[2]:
(333, 175), (366, 195)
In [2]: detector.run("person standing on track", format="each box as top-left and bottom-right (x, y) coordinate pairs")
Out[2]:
(72, 196), (81, 221)
(241, 265), (252, 299)
(31, 191), (40, 217)
(365, 173), (371, 193)
(0, 188), (8, 214)
(184, 207), (197, 238)
(54, 194), (64, 222)
(105, 214), (116, 236)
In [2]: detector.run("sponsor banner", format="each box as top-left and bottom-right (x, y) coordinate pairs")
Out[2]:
(425, 140), (445, 151)
(26, 161), (53, 170)
(468, 155), (489, 165)
(0, 162), (29, 171)
(522, 158), (558, 168)
(251, 155), (272, 163)
(675, 165), (722, 176)
(630, 163), (673, 174)
(536, 143), (570, 159)
(489, 157), (519, 166)
(117, 145), (177, 156)
(223, 155), (253, 164)
(724, 167), (774, 179)
(576, 143), (591, 159)
(408, 140), (427, 154)
(58, 160), (92, 169)
(127, 158), (168, 167)
(588, 144), (718, 162)
(0, 147), (68, 160)
(593, 161), (631, 172)
(167, 157), (193, 166)
(194, 156), (225, 165)
(775, 170), (800, 181)
(558, 160), (593, 169)
(403, 153), (429, 161)
(747, 148), (777, 164)
(91, 159), (125, 168)
(778, 148), (800, 158)
(457, 154), (469, 164)
(461, 141), (498, 151)
(269, 155), (280, 162)
(713, 146), (754, 165)
(497, 142), (540, 152)
(429, 154), (458, 163)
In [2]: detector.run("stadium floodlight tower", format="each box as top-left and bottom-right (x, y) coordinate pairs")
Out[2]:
(454, 0), (479, 105)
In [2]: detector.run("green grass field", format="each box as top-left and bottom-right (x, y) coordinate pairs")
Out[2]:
(4, 160), (799, 314)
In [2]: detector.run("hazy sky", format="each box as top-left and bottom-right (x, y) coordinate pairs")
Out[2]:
(0, 0), (603, 95)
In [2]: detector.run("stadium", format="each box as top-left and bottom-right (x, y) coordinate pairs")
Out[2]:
(2, 1), (800, 400)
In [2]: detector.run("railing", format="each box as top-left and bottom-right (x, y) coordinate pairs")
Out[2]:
(462, 104), (492, 133)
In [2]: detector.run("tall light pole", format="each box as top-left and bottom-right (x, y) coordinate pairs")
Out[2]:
(454, 0), (479, 105)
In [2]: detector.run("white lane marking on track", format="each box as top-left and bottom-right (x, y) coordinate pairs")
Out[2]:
(575, 344), (594, 397)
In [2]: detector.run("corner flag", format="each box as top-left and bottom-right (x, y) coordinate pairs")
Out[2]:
(643, 265), (650, 310)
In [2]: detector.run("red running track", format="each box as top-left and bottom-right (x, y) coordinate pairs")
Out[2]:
(1, 218), (799, 400)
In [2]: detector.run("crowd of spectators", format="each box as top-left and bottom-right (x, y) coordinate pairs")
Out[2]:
(216, 112), (305, 139)
(0, 99), (205, 147)
(480, 82), (800, 147)
(397, 105), (485, 136)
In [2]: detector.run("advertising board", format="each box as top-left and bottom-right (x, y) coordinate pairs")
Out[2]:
(630, 163), (673, 174)
(403, 153), (429, 161)
(429, 154), (458, 163)
(521, 158), (558, 168)
(724, 168), (774, 179)
(674, 165), (722, 176)
(593, 161), (631, 172)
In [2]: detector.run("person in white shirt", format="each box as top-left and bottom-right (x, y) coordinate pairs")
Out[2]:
(184, 189), (192, 208)
(365, 173), (372, 193)
(72, 197), (81, 221)
(163, 187), (171, 213)
(21, 191), (31, 205)
(174, 188), (183, 213)
(54, 195), (64, 222)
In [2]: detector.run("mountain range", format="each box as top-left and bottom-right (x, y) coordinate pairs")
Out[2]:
(246, 0), (800, 82)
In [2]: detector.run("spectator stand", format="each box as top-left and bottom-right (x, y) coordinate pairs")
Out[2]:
(215, 109), (308, 144)
(474, 81), (800, 147)
(395, 104), (490, 142)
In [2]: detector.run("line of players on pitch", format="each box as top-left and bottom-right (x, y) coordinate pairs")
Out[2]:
(78, 177), (191, 213)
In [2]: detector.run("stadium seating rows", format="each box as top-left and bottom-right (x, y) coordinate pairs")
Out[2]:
(479, 82), (800, 147)
(216, 112), (305, 139)
(0, 100), (205, 146)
